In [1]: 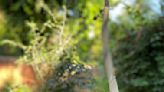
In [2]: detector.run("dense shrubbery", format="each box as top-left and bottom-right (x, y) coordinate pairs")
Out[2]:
(114, 19), (164, 92)
(0, 0), (93, 91)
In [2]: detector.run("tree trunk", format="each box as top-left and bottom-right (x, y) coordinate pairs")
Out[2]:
(102, 0), (119, 92)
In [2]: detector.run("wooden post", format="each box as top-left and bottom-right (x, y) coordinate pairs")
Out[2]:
(102, 0), (119, 92)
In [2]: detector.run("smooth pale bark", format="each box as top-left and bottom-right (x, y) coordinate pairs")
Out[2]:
(102, 0), (119, 92)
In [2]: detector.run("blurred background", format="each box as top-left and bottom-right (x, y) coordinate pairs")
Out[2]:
(0, 0), (163, 92)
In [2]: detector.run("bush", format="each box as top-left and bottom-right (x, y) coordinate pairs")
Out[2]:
(114, 20), (164, 92)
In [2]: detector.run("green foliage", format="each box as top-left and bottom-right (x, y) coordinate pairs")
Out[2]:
(0, 0), (163, 92)
(2, 83), (32, 92)
(0, 0), (92, 91)
(114, 19), (164, 92)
